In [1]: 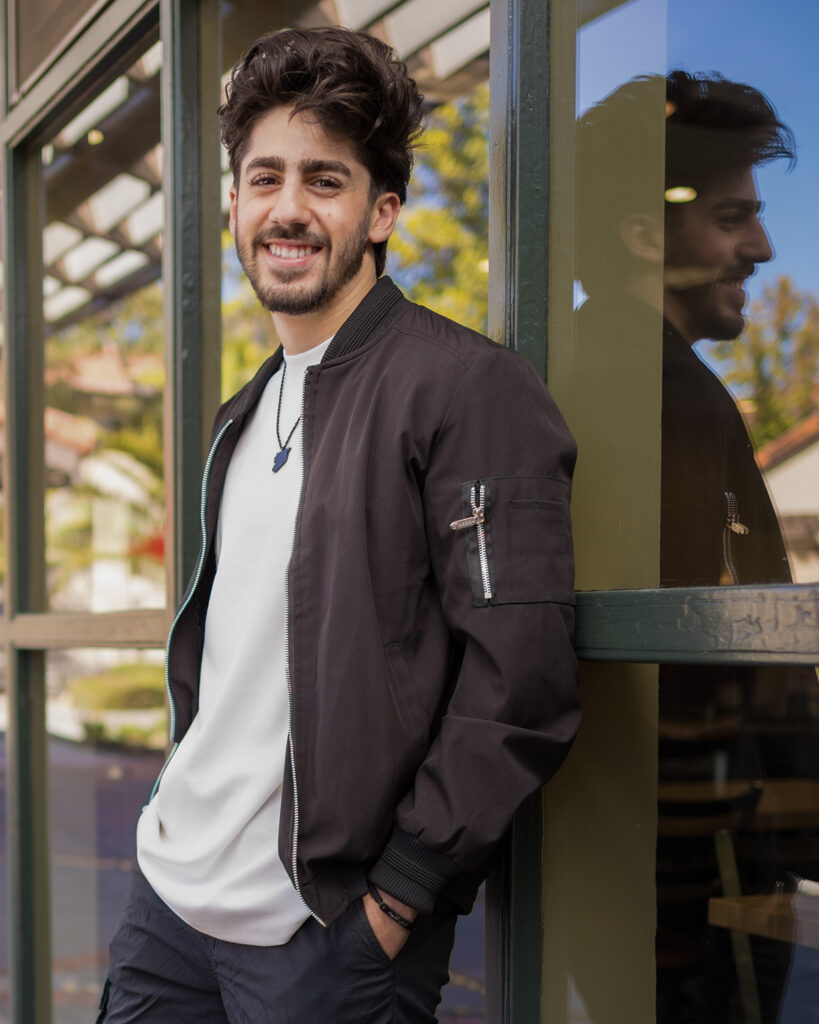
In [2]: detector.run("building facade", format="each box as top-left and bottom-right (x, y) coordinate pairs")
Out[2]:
(1, 1), (818, 1022)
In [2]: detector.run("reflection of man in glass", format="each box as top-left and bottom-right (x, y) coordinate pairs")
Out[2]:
(577, 70), (795, 588)
(660, 72), (795, 588)
(576, 72), (815, 1024)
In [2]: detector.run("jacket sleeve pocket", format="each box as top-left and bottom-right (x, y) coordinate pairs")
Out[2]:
(457, 476), (574, 607)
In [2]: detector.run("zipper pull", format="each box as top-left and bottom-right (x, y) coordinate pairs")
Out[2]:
(450, 506), (486, 531)
(724, 491), (750, 535)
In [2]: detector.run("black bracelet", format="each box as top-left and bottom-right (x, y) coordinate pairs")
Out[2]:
(367, 882), (415, 931)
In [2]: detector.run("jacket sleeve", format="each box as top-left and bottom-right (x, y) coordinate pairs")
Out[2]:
(368, 344), (580, 912)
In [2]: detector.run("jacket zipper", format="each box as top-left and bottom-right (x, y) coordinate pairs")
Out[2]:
(150, 418), (234, 800)
(284, 366), (327, 927)
(450, 481), (493, 600)
(722, 490), (749, 585)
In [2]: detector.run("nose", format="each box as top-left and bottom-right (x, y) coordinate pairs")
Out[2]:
(270, 178), (309, 228)
(741, 216), (773, 265)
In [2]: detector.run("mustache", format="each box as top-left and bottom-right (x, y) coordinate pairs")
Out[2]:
(253, 227), (328, 248)
(663, 262), (756, 290)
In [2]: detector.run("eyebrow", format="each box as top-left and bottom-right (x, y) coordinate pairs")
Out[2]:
(243, 156), (352, 179)
(712, 197), (764, 215)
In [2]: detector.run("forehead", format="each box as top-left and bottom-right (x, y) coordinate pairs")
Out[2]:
(240, 105), (367, 175)
(695, 166), (759, 204)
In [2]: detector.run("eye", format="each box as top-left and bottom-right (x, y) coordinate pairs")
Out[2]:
(249, 173), (280, 188)
(312, 176), (342, 191)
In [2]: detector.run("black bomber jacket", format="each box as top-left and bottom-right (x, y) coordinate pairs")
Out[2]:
(162, 277), (580, 926)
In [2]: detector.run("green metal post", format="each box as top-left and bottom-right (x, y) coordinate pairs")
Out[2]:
(3, 139), (52, 1024)
(161, 0), (223, 608)
(486, 1), (552, 1021)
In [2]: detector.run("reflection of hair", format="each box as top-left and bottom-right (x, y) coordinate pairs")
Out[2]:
(219, 27), (425, 275)
(575, 71), (794, 297)
(665, 70), (795, 191)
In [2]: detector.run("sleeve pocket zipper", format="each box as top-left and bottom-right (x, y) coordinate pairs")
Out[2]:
(451, 481), (493, 601)
(722, 490), (749, 585)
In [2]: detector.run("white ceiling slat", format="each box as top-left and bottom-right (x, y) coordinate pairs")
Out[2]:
(124, 192), (164, 247)
(44, 286), (92, 323)
(57, 77), (130, 148)
(334, 0), (401, 29)
(385, 0), (486, 58)
(95, 250), (151, 288)
(43, 222), (84, 266)
(87, 174), (152, 234)
(62, 238), (120, 283)
(429, 6), (490, 80)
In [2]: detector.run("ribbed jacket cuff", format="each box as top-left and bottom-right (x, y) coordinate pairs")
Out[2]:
(368, 826), (460, 914)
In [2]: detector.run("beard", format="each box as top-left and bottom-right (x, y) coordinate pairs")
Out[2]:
(235, 213), (372, 316)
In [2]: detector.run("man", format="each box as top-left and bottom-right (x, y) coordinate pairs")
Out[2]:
(99, 27), (579, 1023)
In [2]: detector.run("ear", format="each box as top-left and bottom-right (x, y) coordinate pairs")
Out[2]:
(619, 214), (663, 264)
(229, 184), (238, 238)
(368, 192), (401, 244)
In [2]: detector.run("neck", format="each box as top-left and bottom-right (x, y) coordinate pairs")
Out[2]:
(272, 267), (378, 356)
(627, 271), (665, 321)
(661, 291), (698, 346)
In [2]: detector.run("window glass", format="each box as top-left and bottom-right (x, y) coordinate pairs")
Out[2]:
(41, 42), (165, 613)
(561, 2), (819, 1021)
(570, 0), (818, 592)
(0, 237), (7, 1024)
(13, 0), (100, 93)
(47, 647), (165, 1021)
(0, 650), (9, 1023)
(0, 258), (5, 601)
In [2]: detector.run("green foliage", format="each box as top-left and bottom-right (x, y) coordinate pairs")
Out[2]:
(222, 230), (279, 398)
(708, 275), (819, 448)
(389, 84), (489, 334)
(68, 662), (166, 710)
(105, 424), (164, 478)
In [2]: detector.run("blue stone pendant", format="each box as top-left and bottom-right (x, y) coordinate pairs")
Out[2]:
(272, 447), (291, 473)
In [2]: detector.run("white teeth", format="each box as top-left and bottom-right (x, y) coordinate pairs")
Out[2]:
(269, 244), (317, 259)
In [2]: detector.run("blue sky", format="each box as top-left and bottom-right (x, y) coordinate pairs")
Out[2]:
(577, 0), (819, 305)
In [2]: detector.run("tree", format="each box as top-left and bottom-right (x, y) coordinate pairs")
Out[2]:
(221, 229), (278, 398)
(707, 275), (819, 448)
(388, 84), (489, 334)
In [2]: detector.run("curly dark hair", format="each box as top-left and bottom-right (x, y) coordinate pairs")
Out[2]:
(665, 70), (795, 193)
(219, 27), (425, 276)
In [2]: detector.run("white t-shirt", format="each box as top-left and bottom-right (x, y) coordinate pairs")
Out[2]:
(137, 338), (332, 945)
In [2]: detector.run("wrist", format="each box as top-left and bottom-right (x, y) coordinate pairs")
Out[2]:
(367, 882), (418, 930)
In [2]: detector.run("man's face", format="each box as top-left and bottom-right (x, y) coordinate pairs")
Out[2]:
(663, 167), (773, 344)
(229, 105), (396, 318)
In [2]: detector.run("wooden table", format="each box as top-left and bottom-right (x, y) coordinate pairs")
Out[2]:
(658, 778), (819, 831)
(709, 892), (819, 949)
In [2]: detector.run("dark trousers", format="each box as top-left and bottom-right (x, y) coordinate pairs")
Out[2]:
(99, 868), (457, 1023)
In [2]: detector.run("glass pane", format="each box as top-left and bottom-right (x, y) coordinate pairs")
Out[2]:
(47, 647), (166, 1022)
(569, 1), (819, 592)
(0, 651), (9, 1022)
(218, 10), (490, 1019)
(13, 0), (99, 91)
(42, 42), (165, 613)
(0, 256), (4, 601)
(563, 2), (819, 1021)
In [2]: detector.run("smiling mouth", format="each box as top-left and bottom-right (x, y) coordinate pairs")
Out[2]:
(267, 243), (321, 260)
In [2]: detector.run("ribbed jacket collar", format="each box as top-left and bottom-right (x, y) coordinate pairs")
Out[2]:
(225, 276), (403, 422)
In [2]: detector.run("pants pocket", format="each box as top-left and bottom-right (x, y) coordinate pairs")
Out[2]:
(95, 977), (111, 1023)
(342, 897), (396, 968)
